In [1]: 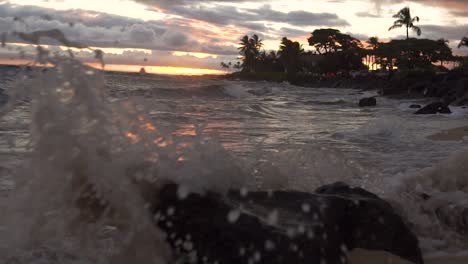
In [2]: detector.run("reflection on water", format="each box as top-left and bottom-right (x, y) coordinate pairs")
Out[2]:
(1, 71), (467, 179)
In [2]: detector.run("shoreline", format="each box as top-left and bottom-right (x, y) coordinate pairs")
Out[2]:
(223, 70), (468, 107)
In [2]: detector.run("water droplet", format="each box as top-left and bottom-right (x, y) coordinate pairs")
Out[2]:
(167, 207), (175, 216)
(267, 210), (278, 225)
(253, 251), (261, 262)
(240, 187), (248, 197)
(239, 247), (246, 256)
(177, 185), (189, 200)
(264, 240), (275, 251)
(228, 209), (240, 223)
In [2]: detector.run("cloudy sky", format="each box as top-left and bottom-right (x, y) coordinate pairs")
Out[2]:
(1, 0), (468, 73)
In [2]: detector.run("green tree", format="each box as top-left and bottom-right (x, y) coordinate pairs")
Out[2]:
(278, 37), (304, 74)
(388, 7), (421, 40)
(238, 34), (263, 72)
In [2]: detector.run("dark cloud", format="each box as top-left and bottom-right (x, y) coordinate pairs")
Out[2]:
(419, 24), (468, 55)
(371, 0), (468, 13)
(0, 3), (238, 55)
(137, 1), (349, 27)
(355, 11), (380, 18)
(277, 27), (311, 38)
(451, 10), (468, 17)
(422, 24), (468, 41)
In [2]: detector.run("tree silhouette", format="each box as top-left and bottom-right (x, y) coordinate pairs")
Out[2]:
(278, 37), (304, 74)
(238, 34), (263, 72)
(389, 7), (421, 39)
(436, 38), (452, 67)
(307, 28), (341, 54)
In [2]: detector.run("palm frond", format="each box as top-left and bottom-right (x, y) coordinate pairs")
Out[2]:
(459, 37), (468, 48)
(388, 24), (403, 31)
(412, 26), (422, 36)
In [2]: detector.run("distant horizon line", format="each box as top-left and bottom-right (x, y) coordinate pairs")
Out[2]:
(0, 59), (227, 76)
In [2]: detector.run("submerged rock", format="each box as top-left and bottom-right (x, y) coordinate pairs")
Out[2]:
(152, 182), (423, 264)
(359, 97), (377, 107)
(414, 102), (451, 115)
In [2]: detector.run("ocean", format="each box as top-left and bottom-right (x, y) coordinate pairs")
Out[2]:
(0, 60), (468, 263)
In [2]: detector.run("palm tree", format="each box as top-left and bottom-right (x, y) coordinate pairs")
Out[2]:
(459, 34), (468, 48)
(389, 7), (421, 39)
(436, 38), (452, 67)
(238, 34), (263, 72)
(367, 37), (379, 70)
(278, 37), (304, 74)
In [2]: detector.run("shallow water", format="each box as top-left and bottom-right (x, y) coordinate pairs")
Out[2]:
(1, 65), (468, 263)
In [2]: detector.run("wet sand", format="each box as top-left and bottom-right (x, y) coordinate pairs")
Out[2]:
(350, 249), (468, 264)
(427, 126), (468, 142)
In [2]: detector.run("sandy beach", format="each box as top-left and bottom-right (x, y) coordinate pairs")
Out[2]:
(427, 126), (468, 142)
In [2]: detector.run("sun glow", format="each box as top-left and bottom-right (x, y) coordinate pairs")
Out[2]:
(0, 59), (225, 76)
(86, 63), (226, 76)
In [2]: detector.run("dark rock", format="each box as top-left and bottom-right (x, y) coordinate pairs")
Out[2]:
(152, 182), (423, 264)
(409, 104), (422, 109)
(359, 97), (377, 107)
(415, 102), (451, 115)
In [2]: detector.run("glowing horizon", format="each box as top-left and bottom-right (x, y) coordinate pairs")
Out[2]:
(0, 59), (227, 76)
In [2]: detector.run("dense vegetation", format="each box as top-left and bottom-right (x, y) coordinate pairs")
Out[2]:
(223, 7), (468, 82)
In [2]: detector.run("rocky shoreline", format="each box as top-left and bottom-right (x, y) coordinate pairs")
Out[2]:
(225, 70), (468, 110)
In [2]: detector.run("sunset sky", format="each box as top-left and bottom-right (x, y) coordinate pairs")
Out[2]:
(1, 0), (468, 74)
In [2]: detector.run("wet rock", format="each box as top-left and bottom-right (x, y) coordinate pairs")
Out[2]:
(414, 102), (451, 115)
(152, 182), (423, 264)
(409, 104), (422, 109)
(359, 97), (377, 107)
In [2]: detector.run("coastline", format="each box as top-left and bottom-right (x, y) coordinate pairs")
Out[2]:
(223, 69), (468, 106)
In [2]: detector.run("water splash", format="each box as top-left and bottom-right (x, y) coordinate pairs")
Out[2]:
(0, 47), (171, 262)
